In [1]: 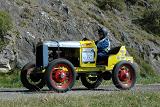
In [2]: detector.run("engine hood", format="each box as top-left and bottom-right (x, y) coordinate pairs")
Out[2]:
(43, 41), (81, 48)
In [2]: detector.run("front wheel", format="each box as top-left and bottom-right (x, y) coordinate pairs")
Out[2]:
(81, 72), (103, 89)
(45, 58), (76, 93)
(112, 61), (136, 90)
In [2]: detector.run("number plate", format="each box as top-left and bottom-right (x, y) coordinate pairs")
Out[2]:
(82, 48), (94, 62)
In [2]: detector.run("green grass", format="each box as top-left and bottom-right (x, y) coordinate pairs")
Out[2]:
(0, 40), (8, 50)
(0, 11), (12, 37)
(137, 74), (160, 85)
(97, 0), (126, 11)
(0, 70), (22, 88)
(1, 91), (160, 107)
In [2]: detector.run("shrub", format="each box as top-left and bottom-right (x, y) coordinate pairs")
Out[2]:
(125, 0), (138, 5)
(148, 0), (160, 4)
(140, 60), (156, 77)
(96, 0), (126, 11)
(141, 8), (160, 35)
(0, 11), (12, 38)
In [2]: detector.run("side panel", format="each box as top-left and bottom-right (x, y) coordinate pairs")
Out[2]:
(36, 44), (48, 68)
(80, 41), (97, 67)
(107, 46), (133, 70)
(75, 66), (105, 72)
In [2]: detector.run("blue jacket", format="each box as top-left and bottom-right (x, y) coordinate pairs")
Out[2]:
(97, 37), (110, 53)
(96, 37), (110, 62)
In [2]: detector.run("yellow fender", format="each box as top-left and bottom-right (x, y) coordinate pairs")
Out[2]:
(107, 46), (133, 70)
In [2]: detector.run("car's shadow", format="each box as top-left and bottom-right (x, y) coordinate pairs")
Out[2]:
(0, 87), (120, 94)
(72, 87), (119, 92)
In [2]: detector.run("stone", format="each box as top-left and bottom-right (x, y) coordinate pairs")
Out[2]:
(0, 45), (15, 73)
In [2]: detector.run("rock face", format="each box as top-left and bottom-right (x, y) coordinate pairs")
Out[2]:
(0, 0), (159, 73)
(0, 45), (15, 73)
(147, 40), (160, 73)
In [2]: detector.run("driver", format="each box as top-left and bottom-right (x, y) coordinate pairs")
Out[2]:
(96, 27), (111, 63)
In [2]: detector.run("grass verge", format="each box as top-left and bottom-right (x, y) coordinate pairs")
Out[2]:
(0, 70), (22, 88)
(1, 91), (160, 107)
(137, 75), (160, 85)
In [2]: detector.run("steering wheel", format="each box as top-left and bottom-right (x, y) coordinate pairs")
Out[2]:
(82, 37), (89, 41)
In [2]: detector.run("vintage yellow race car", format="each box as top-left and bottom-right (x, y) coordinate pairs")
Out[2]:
(21, 40), (136, 93)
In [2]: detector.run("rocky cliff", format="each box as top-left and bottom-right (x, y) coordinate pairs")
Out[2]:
(0, 0), (159, 75)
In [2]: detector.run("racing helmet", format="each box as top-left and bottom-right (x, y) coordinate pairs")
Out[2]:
(98, 27), (109, 38)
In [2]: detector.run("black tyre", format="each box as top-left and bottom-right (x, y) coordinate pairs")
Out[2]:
(20, 63), (45, 91)
(112, 61), (136, 90)
(81, 72), (103, 89)
(45, 58), (76, 93)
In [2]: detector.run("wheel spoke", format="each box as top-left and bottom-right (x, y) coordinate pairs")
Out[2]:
(50, 63), (73, 89)
(118, 64), (134, 86)
(21, 63), (45, 90)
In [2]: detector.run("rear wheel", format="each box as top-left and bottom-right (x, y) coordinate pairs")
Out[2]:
(112, 61), (136, 90)
(45, 58), (76, 93)
(20, 63), (45, 91)
(81, 72), (103, 89)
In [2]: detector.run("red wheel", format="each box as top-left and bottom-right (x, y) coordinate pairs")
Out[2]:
(45, 59), (76, 93)
(118, 64), (134, 87)
(50, 64), (73, 89)
(112, 61), (136, 90)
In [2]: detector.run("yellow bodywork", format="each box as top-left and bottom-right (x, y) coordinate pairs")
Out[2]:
(76, 41), (133, 73)
(79, 41), (97, 67)
(107, 46), (133, 70)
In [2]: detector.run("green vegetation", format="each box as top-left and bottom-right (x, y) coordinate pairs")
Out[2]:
(12, 30), (20, 38)
(126, 0), (138, 5)
(19, 20), (28, 28)
(1, 91), (160, 107)
(16, 0), (38, 6)
(0, 40), (6, 50)
(96, 0), (126, 11)
(137, 75), (160, 84)
(20, 7), (34, 19)
(140, 60), (156, 76)
(0, 70), (22, 88)
(0, 11), (12, 38)
(0, 11), (12, 50)
(131, 0), (160, 36)
(16, 0), (24, 6)
(141, 8), (160, 35)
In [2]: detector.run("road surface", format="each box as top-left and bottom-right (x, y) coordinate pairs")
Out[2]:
(0, 84), (160, 100)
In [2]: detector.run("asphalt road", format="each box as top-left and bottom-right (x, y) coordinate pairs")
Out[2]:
(0, 84), (160, 100)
